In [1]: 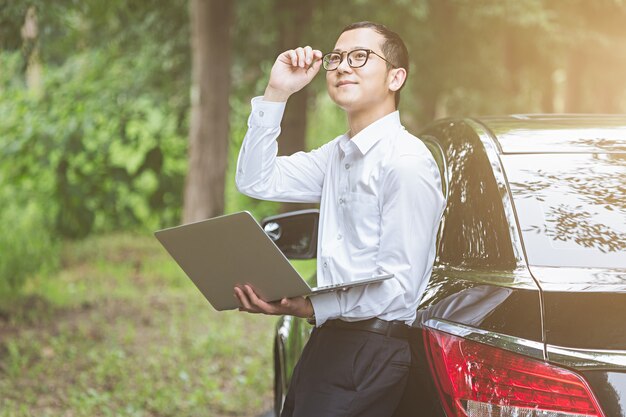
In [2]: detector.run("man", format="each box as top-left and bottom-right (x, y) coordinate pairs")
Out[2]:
(234, 21), (445, 417)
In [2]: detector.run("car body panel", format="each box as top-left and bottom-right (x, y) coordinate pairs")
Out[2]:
(542, 289), (626, 350)
(416, 269), (543, 343)
(479, 115), (626, 154)
(583, 371), (626, 417)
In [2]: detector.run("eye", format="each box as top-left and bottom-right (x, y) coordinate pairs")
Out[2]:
(352, 51), (368, 61)
(328, 54), (341, 63)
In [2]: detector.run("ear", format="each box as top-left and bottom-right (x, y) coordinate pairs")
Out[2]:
(388, 67), (407, 92)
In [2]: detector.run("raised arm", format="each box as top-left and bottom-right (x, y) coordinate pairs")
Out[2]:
(235, 46), (333, 203)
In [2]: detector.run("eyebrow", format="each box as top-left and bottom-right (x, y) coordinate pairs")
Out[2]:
(332, 46), (368, 52)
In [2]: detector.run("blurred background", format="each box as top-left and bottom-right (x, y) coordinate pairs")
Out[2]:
(1, 0), (625, 416)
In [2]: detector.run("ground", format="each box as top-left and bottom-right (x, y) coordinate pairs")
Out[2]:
(0, 233), (288, 417)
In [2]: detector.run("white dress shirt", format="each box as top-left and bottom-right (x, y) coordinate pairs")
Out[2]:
(236, 97), (445, 327)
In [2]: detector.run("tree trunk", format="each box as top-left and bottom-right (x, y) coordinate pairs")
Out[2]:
(21, 5), (42, 96)
(418, 87), (440, 127)
(276, 0), (314, 214)
(540, 67), (555, 113)
(183, 0), (233, 223)
(565, 46), (585, 113)
(594, 49), (620, 113)
(504, 32), (521, 98)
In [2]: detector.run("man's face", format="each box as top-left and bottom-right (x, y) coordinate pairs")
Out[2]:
(326, 28), (393, 113)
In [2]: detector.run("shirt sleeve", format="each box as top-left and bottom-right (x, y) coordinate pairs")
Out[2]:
(235, 96), (334, 203)
(309, 153), (445, 326)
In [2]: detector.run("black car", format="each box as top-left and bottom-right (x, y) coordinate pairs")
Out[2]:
(262, 115), (626, 417)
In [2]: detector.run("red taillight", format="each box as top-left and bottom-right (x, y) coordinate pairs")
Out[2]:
(424, 327), (605, 417)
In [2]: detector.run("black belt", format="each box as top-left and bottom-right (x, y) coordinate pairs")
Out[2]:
(322, 318), (412, 340)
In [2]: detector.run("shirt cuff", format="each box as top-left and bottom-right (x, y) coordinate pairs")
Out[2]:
(248, 96), (286, 128)
(308, 292), (342, 327)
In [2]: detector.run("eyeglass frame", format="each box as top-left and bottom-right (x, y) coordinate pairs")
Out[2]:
(322, 48), (397, 71)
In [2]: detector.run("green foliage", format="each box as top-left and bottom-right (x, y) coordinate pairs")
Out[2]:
(0, 52), (58, 295)
(0, 0), (193, 291)
(1, 50), (188, 238)
(0, 44), (188, 292)
(0, 191), (59, 296)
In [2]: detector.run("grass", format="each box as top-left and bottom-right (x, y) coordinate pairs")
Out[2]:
(0, 233), (316, 417)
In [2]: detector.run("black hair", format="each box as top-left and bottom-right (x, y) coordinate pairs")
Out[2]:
(341, 21), (409, 108)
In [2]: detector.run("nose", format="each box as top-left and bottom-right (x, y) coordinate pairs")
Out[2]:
(336, 55), (353, 74)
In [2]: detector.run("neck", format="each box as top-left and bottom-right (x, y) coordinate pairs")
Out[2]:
(347, 101), (397, 138)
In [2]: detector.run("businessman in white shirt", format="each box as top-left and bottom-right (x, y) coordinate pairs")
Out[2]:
(234, 21), (445, 417)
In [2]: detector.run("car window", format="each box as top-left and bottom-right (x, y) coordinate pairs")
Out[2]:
(502, 153), (626, 268)
(423, 122), (516, 269)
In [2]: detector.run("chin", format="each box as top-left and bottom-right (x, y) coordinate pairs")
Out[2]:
(328, 90), (360, 112)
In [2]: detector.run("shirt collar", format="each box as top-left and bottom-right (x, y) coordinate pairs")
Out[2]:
(342, 111), (402, 156)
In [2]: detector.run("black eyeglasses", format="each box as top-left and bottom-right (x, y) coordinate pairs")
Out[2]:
(322, 48), (397, 71)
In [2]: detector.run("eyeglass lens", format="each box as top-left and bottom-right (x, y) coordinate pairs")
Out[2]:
(324, 49), (369, 70)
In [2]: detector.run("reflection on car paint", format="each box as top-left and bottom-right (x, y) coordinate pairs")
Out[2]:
(504, 153), (626, 268)
(530, 266), (626, 291)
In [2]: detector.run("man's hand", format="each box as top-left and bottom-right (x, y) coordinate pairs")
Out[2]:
(234, 284), (314, 319)
(264, 46), (323, 102)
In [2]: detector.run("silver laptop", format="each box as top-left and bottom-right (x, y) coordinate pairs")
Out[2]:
(154, 211), (393, 311)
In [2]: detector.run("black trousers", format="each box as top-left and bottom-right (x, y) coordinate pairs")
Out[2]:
(280, 324), (411, 417)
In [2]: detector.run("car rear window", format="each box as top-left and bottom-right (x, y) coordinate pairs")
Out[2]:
(501, 153), (626, 268)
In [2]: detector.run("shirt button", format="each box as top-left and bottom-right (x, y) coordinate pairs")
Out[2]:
(344, 163), (351, 169)
(259, 110), (264, 117)
(337, 234), (342, 240)
(323, 262), (328, 268)
(338, 197), (344, 204)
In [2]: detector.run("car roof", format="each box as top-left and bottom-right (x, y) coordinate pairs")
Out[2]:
(474, 114), (626, 154)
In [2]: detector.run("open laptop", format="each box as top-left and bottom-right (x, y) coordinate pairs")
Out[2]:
(154, 211), (393, 311)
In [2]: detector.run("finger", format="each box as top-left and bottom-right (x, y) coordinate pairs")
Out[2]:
(245, 285), (278, 314)
(278, 50), (292, 66)
(313, 49), (323, 60)
(234, 286), (249, 309)
(295, 47), (305, 68)
(283, 49), (297, 67)
(303, 46), (313, 65)
(243, 285), (271, 309)
(308, 58), (323, 75)
(234, 286), (254, 312)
